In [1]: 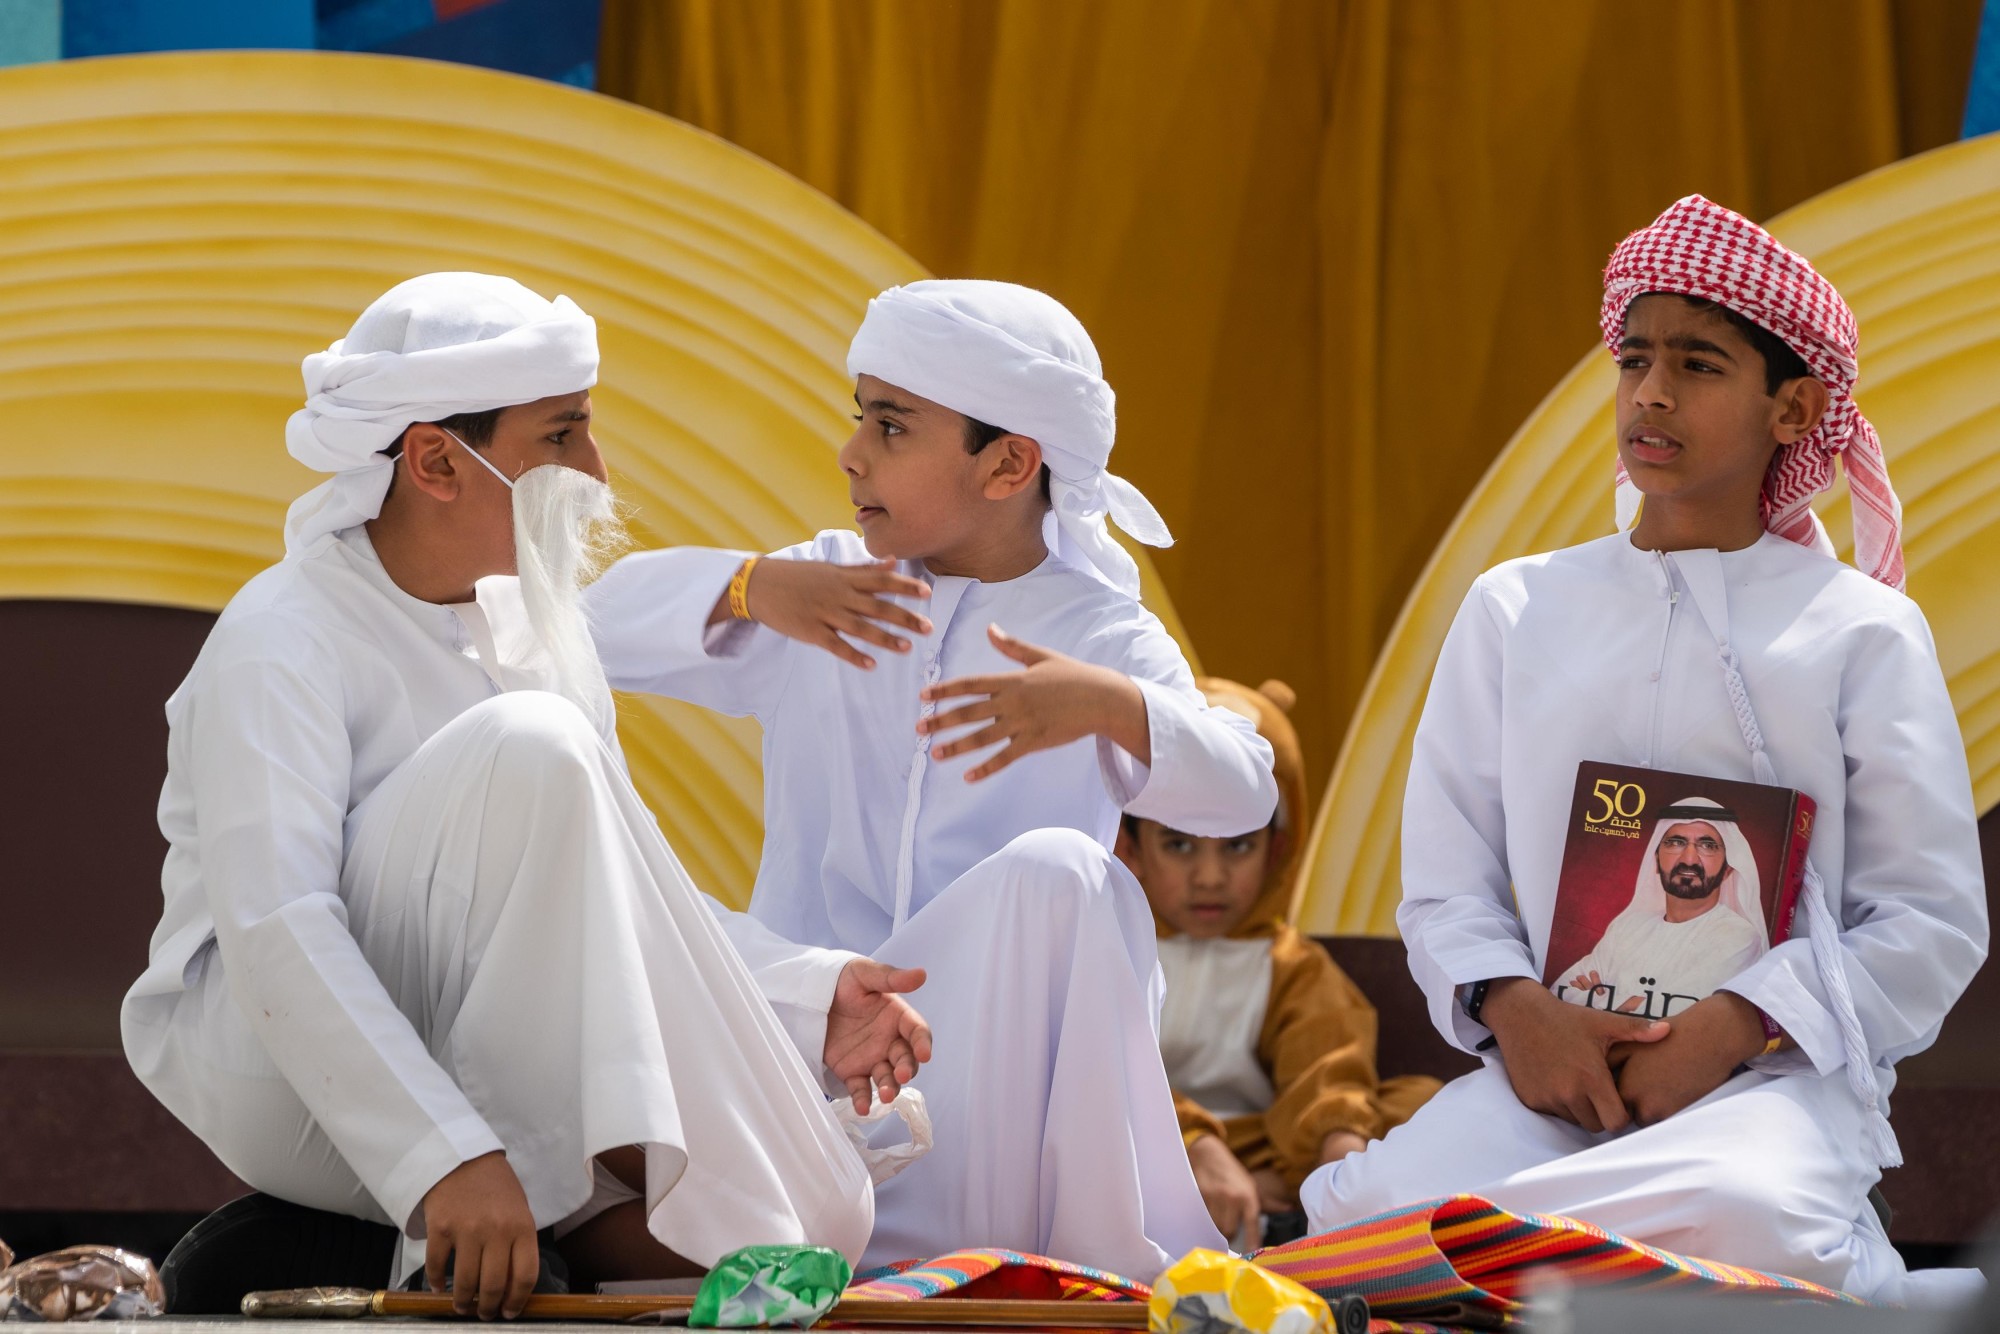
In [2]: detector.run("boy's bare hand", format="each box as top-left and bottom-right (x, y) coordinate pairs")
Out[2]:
(918, 625), (1149, 779)
(1187, 1133), (1263, 1251)
(1482, 978), (1669, 1134)
(1252, 1166), (1293, 1216)
(824, 959), (933, 1114)
(420, 1151), (539, 1319)
(1615, 992), (1765, 1126)
(733, 558), (932, 670)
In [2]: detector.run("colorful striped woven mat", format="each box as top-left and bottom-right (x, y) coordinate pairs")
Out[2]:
(1252, 1193), (1861, 1328)
(847, 1247), (1147, 1303)
(846, 1194), (1857, 1332)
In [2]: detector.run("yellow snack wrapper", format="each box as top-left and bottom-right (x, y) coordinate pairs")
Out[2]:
(1148, 1249), (1334, 1334)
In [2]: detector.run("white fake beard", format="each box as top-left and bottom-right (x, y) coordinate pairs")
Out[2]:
(511, 464), (630, 733)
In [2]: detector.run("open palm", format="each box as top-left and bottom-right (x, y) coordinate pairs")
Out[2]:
(824, 960), (933, 1113)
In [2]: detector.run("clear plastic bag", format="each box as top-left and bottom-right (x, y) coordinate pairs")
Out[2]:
(0, 1246), (164, 1322)
(830, 1085), (933, 1186)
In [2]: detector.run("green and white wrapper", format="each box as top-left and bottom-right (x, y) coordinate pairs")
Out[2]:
(688, 1246), (852, 1329)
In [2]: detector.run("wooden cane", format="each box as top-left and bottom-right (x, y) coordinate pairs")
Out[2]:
(241, 1286), (1155, 1327)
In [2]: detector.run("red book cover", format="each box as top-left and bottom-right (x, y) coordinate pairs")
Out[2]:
(1542, 761), (1816, 1020)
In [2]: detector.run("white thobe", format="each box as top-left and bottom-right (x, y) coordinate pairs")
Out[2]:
(588, 530), (1278, 1278)
(121, 528), (873, 1279)
(1301, 533), (1987, 1300)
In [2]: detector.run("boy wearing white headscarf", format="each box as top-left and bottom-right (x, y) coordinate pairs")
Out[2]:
(1298, 199), (1987, 1303)
(122, 274), (926, 1316)
(588, 279), (1277, 1278)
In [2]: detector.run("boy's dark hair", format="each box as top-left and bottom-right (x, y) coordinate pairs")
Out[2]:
(1672, 295), (1812, 395)
(963, 415), (1054, 502)
(385, 405), (507, 457)
(1119, 812), (1279, 842)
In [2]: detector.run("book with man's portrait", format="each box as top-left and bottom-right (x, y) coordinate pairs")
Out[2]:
(1543, 761), (1815, 1021)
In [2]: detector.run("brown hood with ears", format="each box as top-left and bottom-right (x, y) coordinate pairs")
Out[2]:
(1133, 676), (1309, 941)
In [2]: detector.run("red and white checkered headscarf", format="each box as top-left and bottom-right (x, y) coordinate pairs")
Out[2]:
(1600, 195), (1905, 589)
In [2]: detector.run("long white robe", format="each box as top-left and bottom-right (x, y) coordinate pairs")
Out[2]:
(588, 530), (1279, 1277)
(122, 528), (873, 1279)
(1300, 533), (1987, 1300)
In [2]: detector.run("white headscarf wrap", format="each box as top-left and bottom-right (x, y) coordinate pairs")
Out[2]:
(283, 272), (599, 553)
(845, 279), (1170, 597)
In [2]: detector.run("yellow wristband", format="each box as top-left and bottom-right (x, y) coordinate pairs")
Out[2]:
(1182, 1128), (1213, 1150)
(727, 556), (759, 621)
(1760, 1033), (1784, 1057)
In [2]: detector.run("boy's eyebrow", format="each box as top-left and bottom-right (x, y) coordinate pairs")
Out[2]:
(542, 407), (590, 423)
(1620, 332), (1736, 361)
(854, 393), (923, 416)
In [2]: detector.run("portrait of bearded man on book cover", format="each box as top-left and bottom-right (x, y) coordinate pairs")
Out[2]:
(1552, 796), (1769, 1019)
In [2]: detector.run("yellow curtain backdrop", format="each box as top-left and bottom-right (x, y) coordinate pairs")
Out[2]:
(601, 0), (1979, 804)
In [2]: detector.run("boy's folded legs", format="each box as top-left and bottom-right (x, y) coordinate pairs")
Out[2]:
(144, 691), (871, 1287)
(859, 828), (1221, 1279)
(1305, 1062), (1892, 1296)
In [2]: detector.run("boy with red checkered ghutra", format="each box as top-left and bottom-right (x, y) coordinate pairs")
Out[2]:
(1300, 197), (1987, 1303)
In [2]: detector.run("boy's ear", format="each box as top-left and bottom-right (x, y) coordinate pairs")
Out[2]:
(1113, 819), (1143, 874)
(397, 423), (465, 502)
(1772, 376), (1829, 446)
(980, 433), (1045, 502)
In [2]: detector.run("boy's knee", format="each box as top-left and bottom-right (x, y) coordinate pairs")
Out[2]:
(471, 692), (605, 786)
(997, 826), (1113, 879)
(985, 828), (1127, 913)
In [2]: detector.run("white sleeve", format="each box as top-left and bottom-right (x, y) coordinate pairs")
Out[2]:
(1397, 582), (1540, 1054)
(187, 625), (503, 1234)
(587, 540), (816, 720)
(705, 900), (860, 1074)
(1086, 613), (1278, 837)
(1720, 607), (1988, 1076)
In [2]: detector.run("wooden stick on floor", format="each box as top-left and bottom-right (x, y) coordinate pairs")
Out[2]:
(241, 1286), (1155, 1328)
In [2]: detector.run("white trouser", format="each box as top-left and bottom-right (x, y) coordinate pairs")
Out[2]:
(127, 692), (873, 1279)
(856, 828), (1226, 1282)
(1301, 1060), (1913, 1299)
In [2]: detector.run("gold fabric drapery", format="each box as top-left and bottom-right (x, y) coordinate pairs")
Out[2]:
(600, 0), (1979, 801)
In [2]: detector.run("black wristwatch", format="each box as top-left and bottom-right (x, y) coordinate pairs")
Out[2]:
(1458, 978), (1492, 1025)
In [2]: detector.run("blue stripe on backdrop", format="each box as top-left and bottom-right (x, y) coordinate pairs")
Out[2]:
(0, 0), (61, 68)
(315, 0), (438, 56)
(62, 0), (314, 55)
(319, 0), (600, 88)
(1968, 0), (2000, 137)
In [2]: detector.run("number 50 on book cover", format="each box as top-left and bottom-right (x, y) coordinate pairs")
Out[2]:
(1543, 762), (1816, 1022)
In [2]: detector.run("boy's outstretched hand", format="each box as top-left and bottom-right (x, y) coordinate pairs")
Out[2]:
(919, 625), (1150, 779)
(1614, 991), (1767, 1126)
(824, 959), (933, 1114)
(1482, 978), (1670, 1134)
(717, 558), (933, 671)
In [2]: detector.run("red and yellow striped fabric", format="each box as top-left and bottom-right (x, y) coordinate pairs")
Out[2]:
(845, 1248), (1148, 1304)
(845, 1195), (1856, 1331)
(1253, 1193), (1861, 1326)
